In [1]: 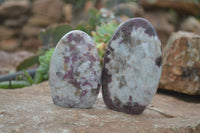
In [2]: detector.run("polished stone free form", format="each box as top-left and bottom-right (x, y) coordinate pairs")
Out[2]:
(49, 30), (101, 108)
(102, 18), (162, 114)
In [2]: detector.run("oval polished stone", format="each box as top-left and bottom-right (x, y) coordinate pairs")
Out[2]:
(49, 30), (101, 108)
(102, 18), (162, 114)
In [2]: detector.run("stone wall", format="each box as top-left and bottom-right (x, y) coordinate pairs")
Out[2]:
(0, 0), (64, 51)
(0, 0), (200, 51)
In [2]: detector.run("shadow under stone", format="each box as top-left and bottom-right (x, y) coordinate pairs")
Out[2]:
(157, 89), (200, 103)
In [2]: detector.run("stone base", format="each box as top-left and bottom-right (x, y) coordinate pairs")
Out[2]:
(0, 82), (199, 133)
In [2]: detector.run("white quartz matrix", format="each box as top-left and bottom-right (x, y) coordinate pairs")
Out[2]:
(49, 30), (101, 108)
(102, 18), (162, 114)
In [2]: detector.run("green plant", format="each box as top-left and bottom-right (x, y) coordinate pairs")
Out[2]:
(92, 21), (118, 66)
(39, 24), (73, 48)
(76, 8), (116, 35)
(34, 48), (54, 83)
(0, 48), (54, 89)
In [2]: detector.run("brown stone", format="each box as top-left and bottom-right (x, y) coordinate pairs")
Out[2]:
(84, 1), (94, 14)
(21, 25), (41, 37)
(4, 16), (28, 27)
(0, 0), (30, 17)
(0, 26), (20, 39)
(112, 2), (144, 17)
(0, 82), (200, 133)
(159, 31), (200, 95)
(0, 38), (19, 51)
(143, 10), (175, 48)
(140, 0), (200, 15)
(31, 0), (63, 26)
(22, 37), (42, 51)
(180, 16), (200, 35)
(27, 16), (54, 27)
(63, 4), (73, 22)
(0, 50), (34, 75)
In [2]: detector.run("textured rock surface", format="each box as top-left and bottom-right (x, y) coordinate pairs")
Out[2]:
(49, 30), (101, 108)
(143, 10), (176, 48)
(0, 39), (19, 51)
(4, 16), (28, 27)
(30, 0), (63, 26)
(0, 26), (20, 39)
(0, 50), (34, 75)
(21, 25), (41, 37)
(112, 2), (144, 18)
(0, 0), (30, 17)
(102, 18), (162, 114)
(140, 0), (200, 15)
(159, 31), (200, 95)
(0, 82), (200, 133)
(180, 16), (200, 35)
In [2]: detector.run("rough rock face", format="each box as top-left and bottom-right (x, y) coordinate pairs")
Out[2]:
(180, 16), (200, 35)
(159, 31), (200, 95)
(0, 39), (19, 51)
(112, 2), (144, 18)
(30, 0), (63, 26)
(143, 10), (176, 48)
(140, 0), (200, 15)
(0, 0), (30, 17)
(0, 26), (20, 39)
(49, 30), (101, 108)
(0, 50), (34, 75)
(102, 18), (162, 114)
(0, 82), (200, 133)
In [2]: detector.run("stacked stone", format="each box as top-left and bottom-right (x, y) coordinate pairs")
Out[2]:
(21, 0), (63, 50)
(0, 0), (30, 51)
(140, 0), (200, 48)
(0, 0), (64, 51)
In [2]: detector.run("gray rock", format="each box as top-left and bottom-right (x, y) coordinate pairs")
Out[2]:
(102, 18), (162, 114)
(49, 30), (101, 108)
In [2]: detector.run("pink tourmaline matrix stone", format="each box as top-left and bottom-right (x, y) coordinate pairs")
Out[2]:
(102, 18), (162, 114)
(49, 30), (101, 108)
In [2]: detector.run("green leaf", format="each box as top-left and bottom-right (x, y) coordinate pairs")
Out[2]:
(39, 28), (53, 47)
(33, 72), (43, 84)
(92, 21), (118, 44)
(16, 55), (40, 71)
(39, 24), (73, 48)
(23, 70), (34, 85)
(0, 81), (30, 89)
(52, 24), (73, 46)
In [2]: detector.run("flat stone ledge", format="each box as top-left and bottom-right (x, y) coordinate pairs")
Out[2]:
(0, 82), (199, 133)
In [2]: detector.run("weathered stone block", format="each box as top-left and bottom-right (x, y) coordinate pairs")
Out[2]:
(159, 31), (200, 95)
